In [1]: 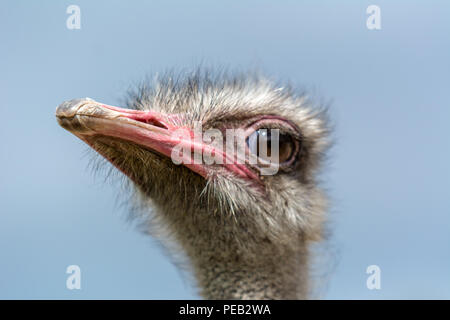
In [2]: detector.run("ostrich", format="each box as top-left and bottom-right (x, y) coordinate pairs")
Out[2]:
(55, 71), (329, 299)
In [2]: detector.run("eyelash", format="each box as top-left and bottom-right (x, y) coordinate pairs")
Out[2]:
(245, 118), (301, 140)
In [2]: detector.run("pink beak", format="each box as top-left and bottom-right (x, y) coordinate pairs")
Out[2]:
(56, 98), (259, 182)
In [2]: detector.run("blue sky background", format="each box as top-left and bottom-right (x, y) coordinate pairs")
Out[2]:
(0, 1), (449, 299)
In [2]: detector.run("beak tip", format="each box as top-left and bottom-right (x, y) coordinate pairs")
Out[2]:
(55, 98), (95, 118)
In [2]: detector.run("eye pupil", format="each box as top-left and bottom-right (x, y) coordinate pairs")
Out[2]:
(246, 128), (296, 164)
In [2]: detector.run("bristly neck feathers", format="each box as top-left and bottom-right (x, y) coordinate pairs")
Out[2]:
(149, 194), (311, 300)
(190, 236), (310, 299)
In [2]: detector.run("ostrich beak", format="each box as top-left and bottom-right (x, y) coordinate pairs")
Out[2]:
(56, 98), (258, 181)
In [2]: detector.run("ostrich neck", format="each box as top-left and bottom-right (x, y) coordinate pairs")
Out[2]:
(196, 251), (309, 299)
(153, 196), (312, 299)
(184, 232), (310, 300)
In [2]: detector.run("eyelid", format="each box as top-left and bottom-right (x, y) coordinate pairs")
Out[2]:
(244, 118), (301, 140)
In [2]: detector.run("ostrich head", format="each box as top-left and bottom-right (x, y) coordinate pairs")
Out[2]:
(56, 71), (329, 299)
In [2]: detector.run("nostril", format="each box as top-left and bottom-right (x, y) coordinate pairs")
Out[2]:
(129, 113), (169, 129)
(143, 118), (168, 129)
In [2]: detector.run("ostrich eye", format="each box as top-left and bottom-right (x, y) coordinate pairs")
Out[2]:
(246, 128), (296, 164)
